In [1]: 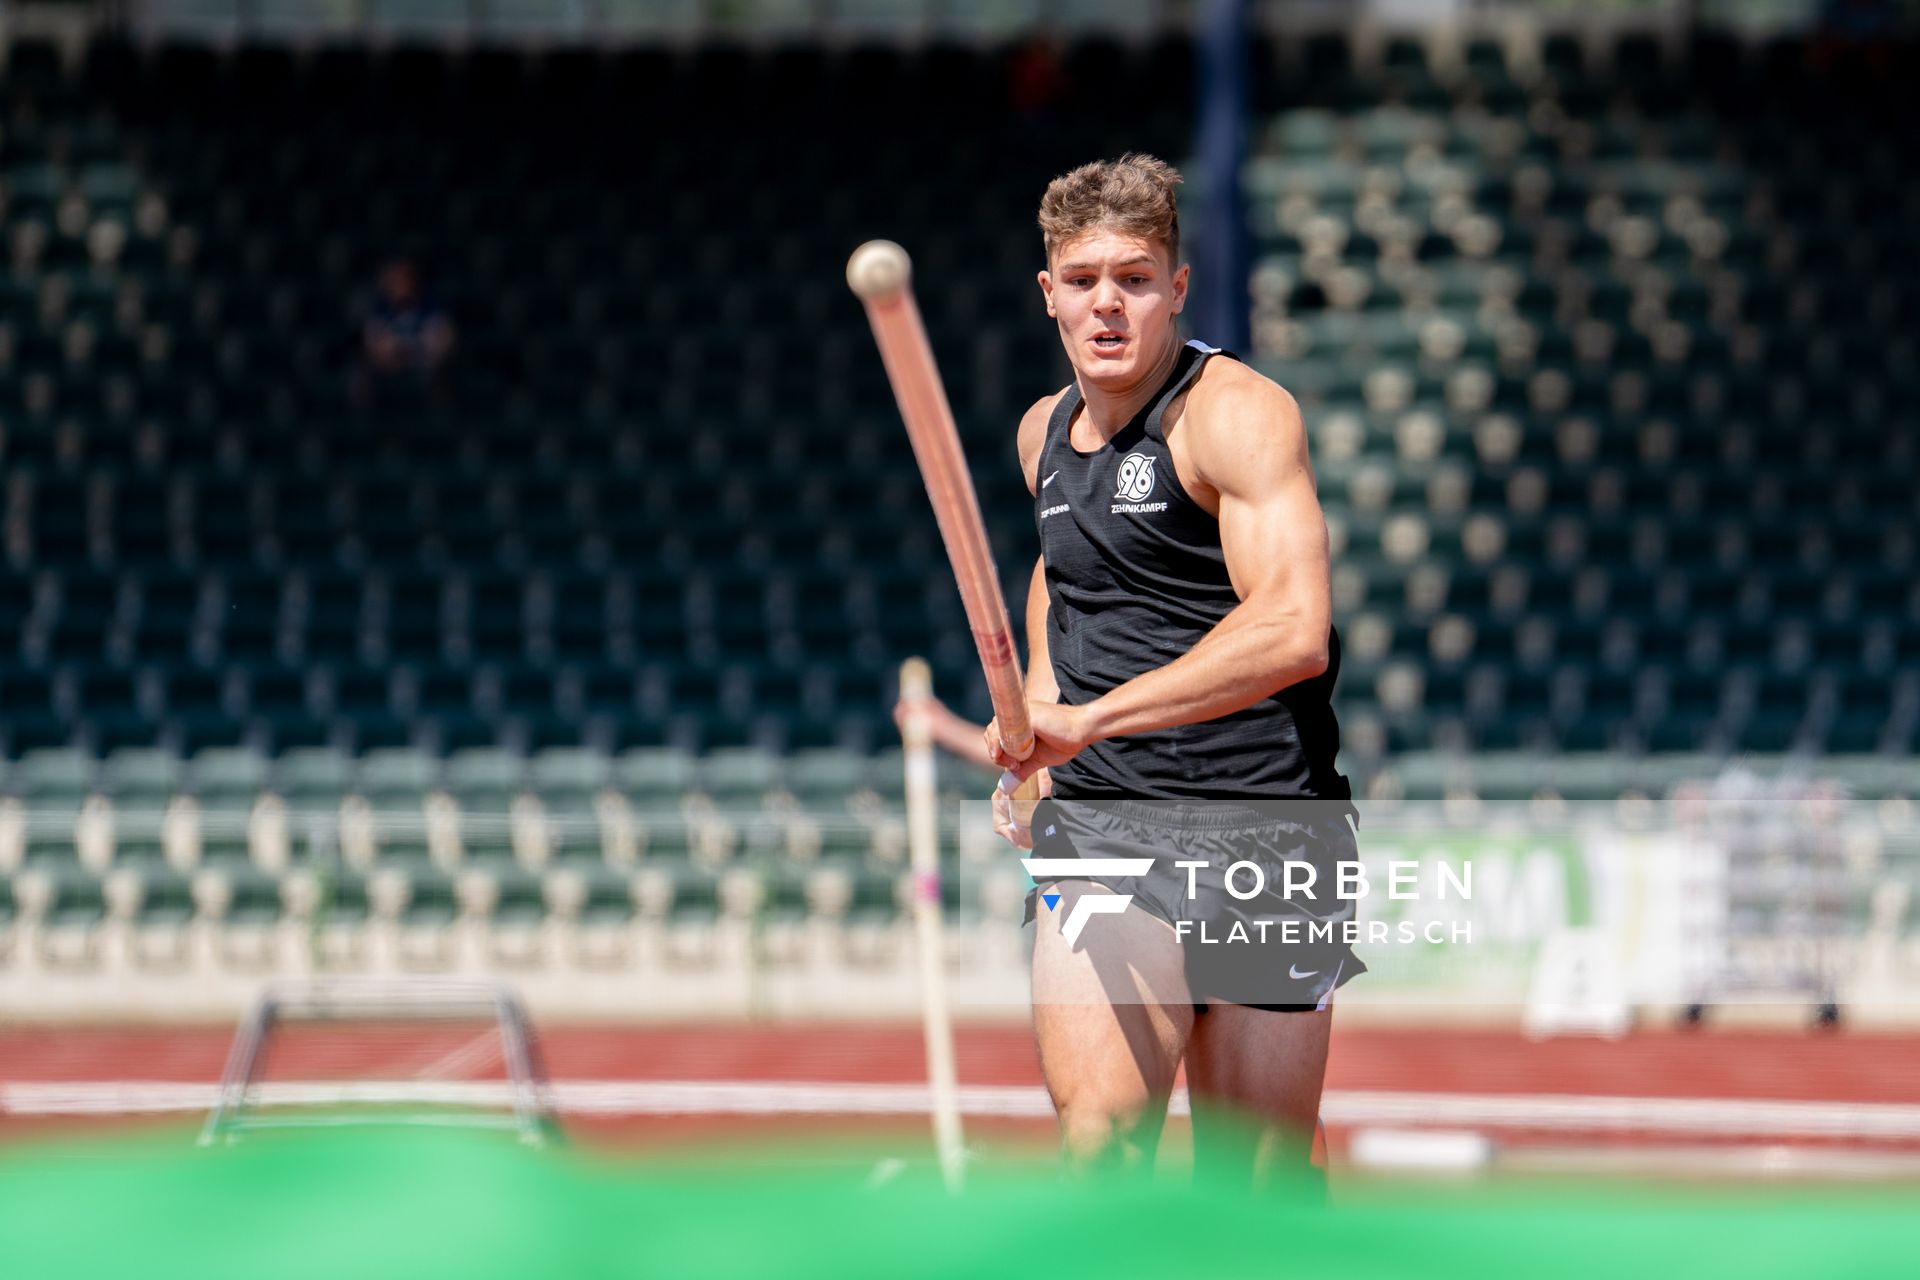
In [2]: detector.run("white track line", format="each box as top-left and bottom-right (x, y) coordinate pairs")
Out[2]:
(7, 1081), (1920, 1142)
(1496, 1143), (1920, 1181)
(1325, 1091), (1920, 1140)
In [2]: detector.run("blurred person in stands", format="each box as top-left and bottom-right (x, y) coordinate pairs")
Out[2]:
(984, 155), (1354, 1194)
(353, 257), (455, 414)
(1008, 32), (1066, 121)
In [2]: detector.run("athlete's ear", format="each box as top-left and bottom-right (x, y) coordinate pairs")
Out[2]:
(1037, 268), (1055, 318)
(1170, 262), (1190, 315)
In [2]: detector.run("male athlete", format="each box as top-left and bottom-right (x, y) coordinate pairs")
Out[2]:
(983, 154), (1359, 1189)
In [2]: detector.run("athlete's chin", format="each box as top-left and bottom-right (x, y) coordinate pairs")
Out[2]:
(1074, 350), (1138, 383)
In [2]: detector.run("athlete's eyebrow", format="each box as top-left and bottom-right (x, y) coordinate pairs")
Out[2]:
(1059, 256), (1157, 272)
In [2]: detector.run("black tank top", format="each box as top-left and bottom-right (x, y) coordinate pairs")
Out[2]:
(1035, 339), (1350, 802)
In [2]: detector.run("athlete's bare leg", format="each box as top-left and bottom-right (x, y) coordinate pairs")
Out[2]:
(1184, 1000), (1332, 1194)
(1031, 882), (1193, 1174)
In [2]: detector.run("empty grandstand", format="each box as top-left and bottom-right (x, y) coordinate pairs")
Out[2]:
(0, 17), (1910, 1026)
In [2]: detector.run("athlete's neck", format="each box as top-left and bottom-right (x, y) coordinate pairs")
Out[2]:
(1074, 334), (1185, 441)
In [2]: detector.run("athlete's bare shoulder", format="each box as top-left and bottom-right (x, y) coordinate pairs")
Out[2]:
(1017, 389), (1067, 497)
(1183, 355), (1301, 433)
(1173, 356), (1308, 504)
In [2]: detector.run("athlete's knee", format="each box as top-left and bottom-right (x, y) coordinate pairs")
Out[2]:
(1053, 1092), (1159, 1169)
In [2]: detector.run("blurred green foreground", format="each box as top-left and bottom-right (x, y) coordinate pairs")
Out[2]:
(1, 1126), (1915, 1279)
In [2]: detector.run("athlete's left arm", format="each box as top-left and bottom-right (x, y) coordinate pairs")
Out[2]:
(991, 374), (1330, 777)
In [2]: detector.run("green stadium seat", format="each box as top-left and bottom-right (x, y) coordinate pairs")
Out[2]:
(664, 862), (721, 924)
(191, 746), (268, 807)
(268, 746), (351, 863)
(529, 748), (613, 865)
(100, 747), (182, 806)
(400, 867), (460, 927)
(1385, 751), (1470, 802)
(13, 749), (94, 805)
(616, 746), (695, 814)
(222, 866), (285, 926)
(489, 865), (547, 926)
(701, 745), (784, 810)
(866, 748), (907, 804)
(530, 747), (611, 797)
(443, 746), (525, 865)
(20, 801), (86, 868)
(444, 747), (523, 802)
(844, 860), (905, 929)
(785, 748), (866, 812)
(275, 746), (353, 807)
(358, 747), (436, 806)
(132, 866), (196, 927)
(109, 801), (172, 868)
(578, 865), (638, 925)
(41, 869), (107, 935)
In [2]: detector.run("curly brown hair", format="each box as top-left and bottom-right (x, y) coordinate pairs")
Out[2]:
(1037, 153), (1183, 266)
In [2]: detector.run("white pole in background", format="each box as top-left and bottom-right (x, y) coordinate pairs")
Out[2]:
(899, 657), (966, 1193)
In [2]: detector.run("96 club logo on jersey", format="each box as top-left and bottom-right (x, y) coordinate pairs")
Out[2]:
(1112, 451), (1169, 514)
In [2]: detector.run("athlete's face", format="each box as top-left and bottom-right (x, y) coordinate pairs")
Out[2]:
(1038, 229), (1188, 391)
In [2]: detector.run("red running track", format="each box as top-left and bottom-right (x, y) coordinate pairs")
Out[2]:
(3, 1022), (1916, 1100)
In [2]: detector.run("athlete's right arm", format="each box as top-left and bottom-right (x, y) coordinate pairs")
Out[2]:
(1014, 393), (1061, 705)
(1016, 391), (1055, 495)
(1022, 556), (1059, 704)
(991, 396), (1062, 846)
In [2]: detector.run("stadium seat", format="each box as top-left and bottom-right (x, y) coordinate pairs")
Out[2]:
(617, 747), (696, 814)
(444, 747), (525, 866)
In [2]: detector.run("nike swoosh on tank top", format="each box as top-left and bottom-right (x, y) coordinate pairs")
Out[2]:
(1035, 339), (1351, 802)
